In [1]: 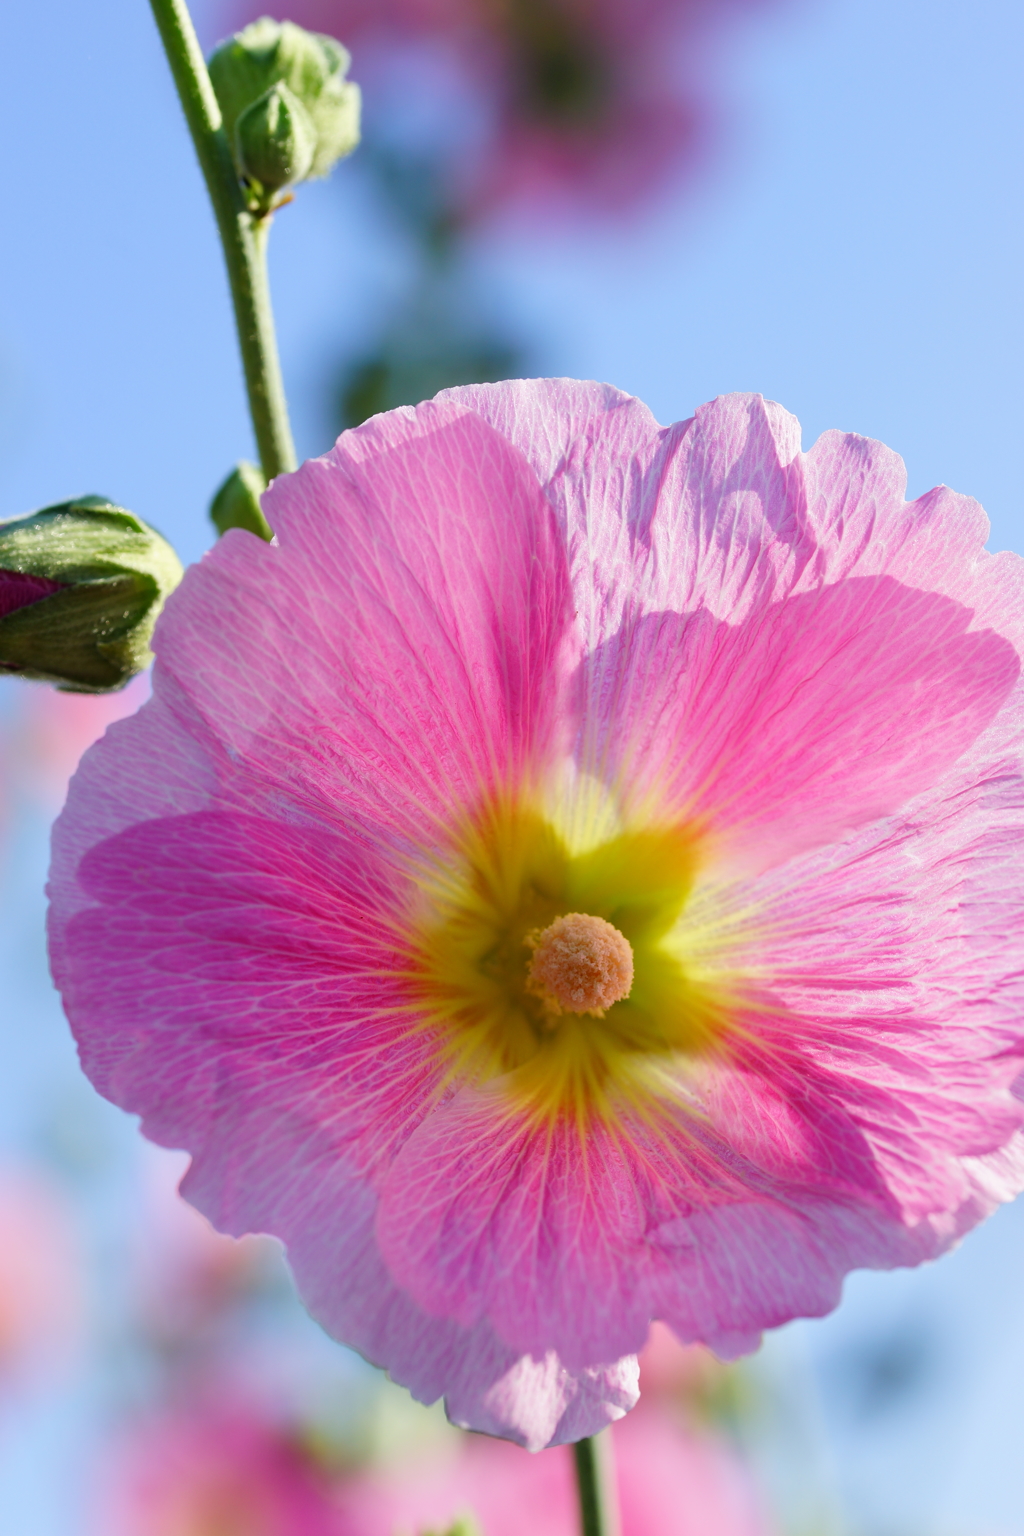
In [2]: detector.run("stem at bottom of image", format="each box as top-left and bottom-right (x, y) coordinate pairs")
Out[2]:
(573, 1431), (620, 1536)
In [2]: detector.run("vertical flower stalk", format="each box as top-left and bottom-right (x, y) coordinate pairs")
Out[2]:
(573, 1433), (619, 1536)
(148, 0), (297, 481)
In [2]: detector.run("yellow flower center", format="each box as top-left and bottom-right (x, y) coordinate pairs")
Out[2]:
(404, 789), (729, 1125)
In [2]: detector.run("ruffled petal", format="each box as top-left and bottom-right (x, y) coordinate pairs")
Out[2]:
(587, 577), (1019, 868)
(49, 695), (217, 958)
(439, 378), (693, 648)
(182, 1111), (637, 1452)
(54, 803), (436, 1165)
(374, 1070), (913, 1363)
(452, 384), (1024, 865)
(152, 396), (574, 849)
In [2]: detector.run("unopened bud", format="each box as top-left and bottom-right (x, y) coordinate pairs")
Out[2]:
(209, 17), (360, 210)
(236, 83), (316, 197)
(0, 496), (183, 692)
(209, 462), (272, 541)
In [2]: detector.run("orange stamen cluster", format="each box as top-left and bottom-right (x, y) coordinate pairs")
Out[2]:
(526, 913), (634, 1017)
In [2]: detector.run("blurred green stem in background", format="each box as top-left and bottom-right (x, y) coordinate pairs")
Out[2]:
(147, 0), (297, 481)
(573, 1432), (620, 1536)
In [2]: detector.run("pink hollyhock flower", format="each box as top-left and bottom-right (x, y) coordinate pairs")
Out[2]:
(223, 0), (775, 213)
(0, 1167), (81, 1387)
(49, 384), (1024, 1451)
(635, 1320), (724, 1404)
(127, 1148), (279, 1361)
(10, 672), (149, 814)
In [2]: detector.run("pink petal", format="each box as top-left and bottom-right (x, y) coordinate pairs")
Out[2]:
(374, 1075), (913, 1365)
(587, 576), (1019, 869)
(456, 385), (1024, 863)
(55, 804), (431, 1167)
(150, 397), (574, 852)
(0, 570), (64, 619)
(183, 1113), (637, 1452)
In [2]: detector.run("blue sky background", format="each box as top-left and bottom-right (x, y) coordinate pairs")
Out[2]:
(2, 0), (1023, 1531)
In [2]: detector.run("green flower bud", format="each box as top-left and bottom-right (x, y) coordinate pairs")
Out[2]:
(210, 462), (272, 542)
(235, 83), (317, 199)
(0, 496), (183, 693)
(209, 18), (360, 204)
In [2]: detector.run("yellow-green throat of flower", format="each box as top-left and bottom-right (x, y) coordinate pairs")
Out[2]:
(403, 784), (732, 1127)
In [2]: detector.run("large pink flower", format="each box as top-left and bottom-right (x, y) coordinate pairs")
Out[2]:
(49, 384), (1024, 1451)
(0, 1167), (81, 1387)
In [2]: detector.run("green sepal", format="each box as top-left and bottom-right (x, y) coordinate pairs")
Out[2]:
(0, 496), (183, 692)
(209, 462), (272, 541)
(235, 83), (317, 206)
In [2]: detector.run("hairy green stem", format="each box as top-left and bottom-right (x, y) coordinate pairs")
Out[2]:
(148, 0), (297, 480)
(573, 1433), (620, 1536)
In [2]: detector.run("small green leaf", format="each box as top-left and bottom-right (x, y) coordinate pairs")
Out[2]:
(210, 462), (272, 541)
(236, 83), (317, 206)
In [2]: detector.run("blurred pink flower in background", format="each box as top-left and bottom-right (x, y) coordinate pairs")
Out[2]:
(97, 1323), (769, 1536)
(342, 1412), (770, 1536)
(125, 1150), (282, 1382)
(0, 672), (147, 901)
(341, 1328), (770, 1536)
(635, 1322), (725, 1405)
(222, 0), (781, 214)
(5, 673), (149, 816)
(98, 1400), (770, 1536)
(99, 1406), (345, 1536)
(94, 1152), (353, 1534)
(0, 1166), (81, 1389)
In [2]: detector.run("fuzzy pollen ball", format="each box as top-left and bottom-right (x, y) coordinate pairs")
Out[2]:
(526, 913), (634, 1017)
